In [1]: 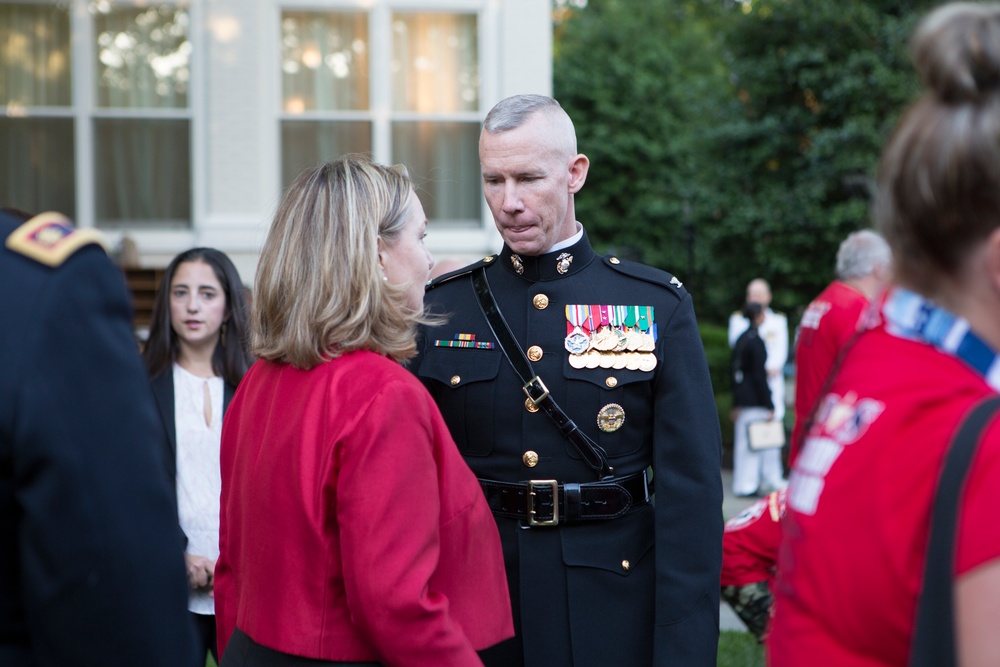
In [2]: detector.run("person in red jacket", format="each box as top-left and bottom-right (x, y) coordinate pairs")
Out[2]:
(214, 156), (513, 666)
(721, 489), (786, 642)
(770, 4), (1000, 665)
(791, 229), (890, 462)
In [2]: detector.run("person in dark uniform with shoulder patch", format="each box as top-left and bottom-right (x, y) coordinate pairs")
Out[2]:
(0, 208), (200, 667)
(410, 94), (723, 666)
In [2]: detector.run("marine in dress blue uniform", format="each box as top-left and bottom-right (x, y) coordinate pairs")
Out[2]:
(414, 233), (724, 666)
(0, 209), (200, 667)
(413, 94), (723, 667)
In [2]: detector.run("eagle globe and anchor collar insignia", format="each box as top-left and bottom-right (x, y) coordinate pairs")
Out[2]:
(556, 252), (573, 274)
(495, 237), (592, 283)
(509, 251), (574, 278)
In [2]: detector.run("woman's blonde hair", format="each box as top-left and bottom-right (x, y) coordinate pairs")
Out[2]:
(251, 156), (428, 368)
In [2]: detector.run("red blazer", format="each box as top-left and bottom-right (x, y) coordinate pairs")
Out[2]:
(215, 350), (513, 665)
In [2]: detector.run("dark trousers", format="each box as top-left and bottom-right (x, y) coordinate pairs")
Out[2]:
(220, 628), (381, 667)
(479, 637), (523, 667)
(192, 612), (219, 665)
(221, 627), (502, 667)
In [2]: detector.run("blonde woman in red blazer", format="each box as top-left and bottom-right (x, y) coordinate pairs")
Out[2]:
(215, 157), (513, 666)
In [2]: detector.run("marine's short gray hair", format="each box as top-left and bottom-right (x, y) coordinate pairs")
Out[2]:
(836, 230), (892, 281)
(483, 94), (565, 133)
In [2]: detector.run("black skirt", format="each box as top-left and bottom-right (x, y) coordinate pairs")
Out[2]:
(221, 628), (382, 667)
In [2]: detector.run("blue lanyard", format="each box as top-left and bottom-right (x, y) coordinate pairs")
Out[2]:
(883, 287), (1000, 392)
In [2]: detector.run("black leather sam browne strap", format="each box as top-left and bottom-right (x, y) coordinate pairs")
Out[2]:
(471, 266), (614, 480)
(909, 395), (1000, 667)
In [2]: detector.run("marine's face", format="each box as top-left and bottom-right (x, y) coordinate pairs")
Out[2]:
(381, 189), (433, 312)
(169, 260), (227, 352)
(479, 114), (587, 256)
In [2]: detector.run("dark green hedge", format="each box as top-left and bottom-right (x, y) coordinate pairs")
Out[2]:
(700, 322), (734, 447)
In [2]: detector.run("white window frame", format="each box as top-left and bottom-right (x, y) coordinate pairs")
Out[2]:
(0, 0), (202, 236)
(69, 0), (204, 234)
(270, 0), (500, 254)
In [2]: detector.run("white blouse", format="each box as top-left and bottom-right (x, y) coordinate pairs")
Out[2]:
(173, 362), (224, 615)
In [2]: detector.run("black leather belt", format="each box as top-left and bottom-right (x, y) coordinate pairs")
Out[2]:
(478, 470), (652, 526)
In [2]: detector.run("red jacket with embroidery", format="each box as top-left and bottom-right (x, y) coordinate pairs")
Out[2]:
(792, 281), (870, 460)
(770, 321), (1000, 667)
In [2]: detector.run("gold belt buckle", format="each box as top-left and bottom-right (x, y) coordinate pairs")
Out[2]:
(523, 376), (550, 407)
(527, 479), (559, 526)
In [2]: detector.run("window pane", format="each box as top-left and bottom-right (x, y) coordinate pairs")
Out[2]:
(94, 5), (190, 109)
(0, 3), (71, 106)
(0, 117), (75, 218)
(94, 118), (190, 226)
(392, 121), (480, 222)
(281, 120), (372, 189)
(281, 12), (368, 113)
(391, 13), (478, 113)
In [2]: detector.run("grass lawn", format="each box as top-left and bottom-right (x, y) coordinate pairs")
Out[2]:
(718, 629), (766, 667)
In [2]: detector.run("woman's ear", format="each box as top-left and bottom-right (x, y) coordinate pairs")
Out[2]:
(377, 237), (387, 271)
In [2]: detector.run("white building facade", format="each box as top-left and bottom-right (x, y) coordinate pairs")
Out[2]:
(1, 0), (553, 280)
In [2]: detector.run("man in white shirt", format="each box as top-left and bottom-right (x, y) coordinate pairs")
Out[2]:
(728, 279), (789, 424)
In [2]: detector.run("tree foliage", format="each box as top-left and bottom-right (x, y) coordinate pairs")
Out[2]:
(554, 0), (939, 324)
(554, 0), (728, 285)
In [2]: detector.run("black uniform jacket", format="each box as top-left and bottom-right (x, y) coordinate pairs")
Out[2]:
(732, 327), (774, 410)
(0, 211), (200, 667)
(411, 230), (724, 667)
(150, 369), (235, 483)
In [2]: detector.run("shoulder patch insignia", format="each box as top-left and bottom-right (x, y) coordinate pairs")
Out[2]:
(5, 212), (107, 267)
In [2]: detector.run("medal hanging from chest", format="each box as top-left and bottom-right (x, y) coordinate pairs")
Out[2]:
(565, 304), (658, 371)
(565, 305), (591, 355)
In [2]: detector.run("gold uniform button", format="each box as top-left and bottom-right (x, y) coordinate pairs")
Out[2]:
(522, 450), (539, 467)
(605, 376), (618, 388)
(483, 255), (495, 262)
(526, 345), (543, 362)
(610, 257), (621, 264)
(450, 375), (461, 386)
(524, 397), (540, 413)
(621, 559), (630, 572)
(532, 293), (550, 310)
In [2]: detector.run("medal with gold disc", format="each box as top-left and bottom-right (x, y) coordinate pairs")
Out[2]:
(597, 403), (625, 433)
(564, 305), (591, 354)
